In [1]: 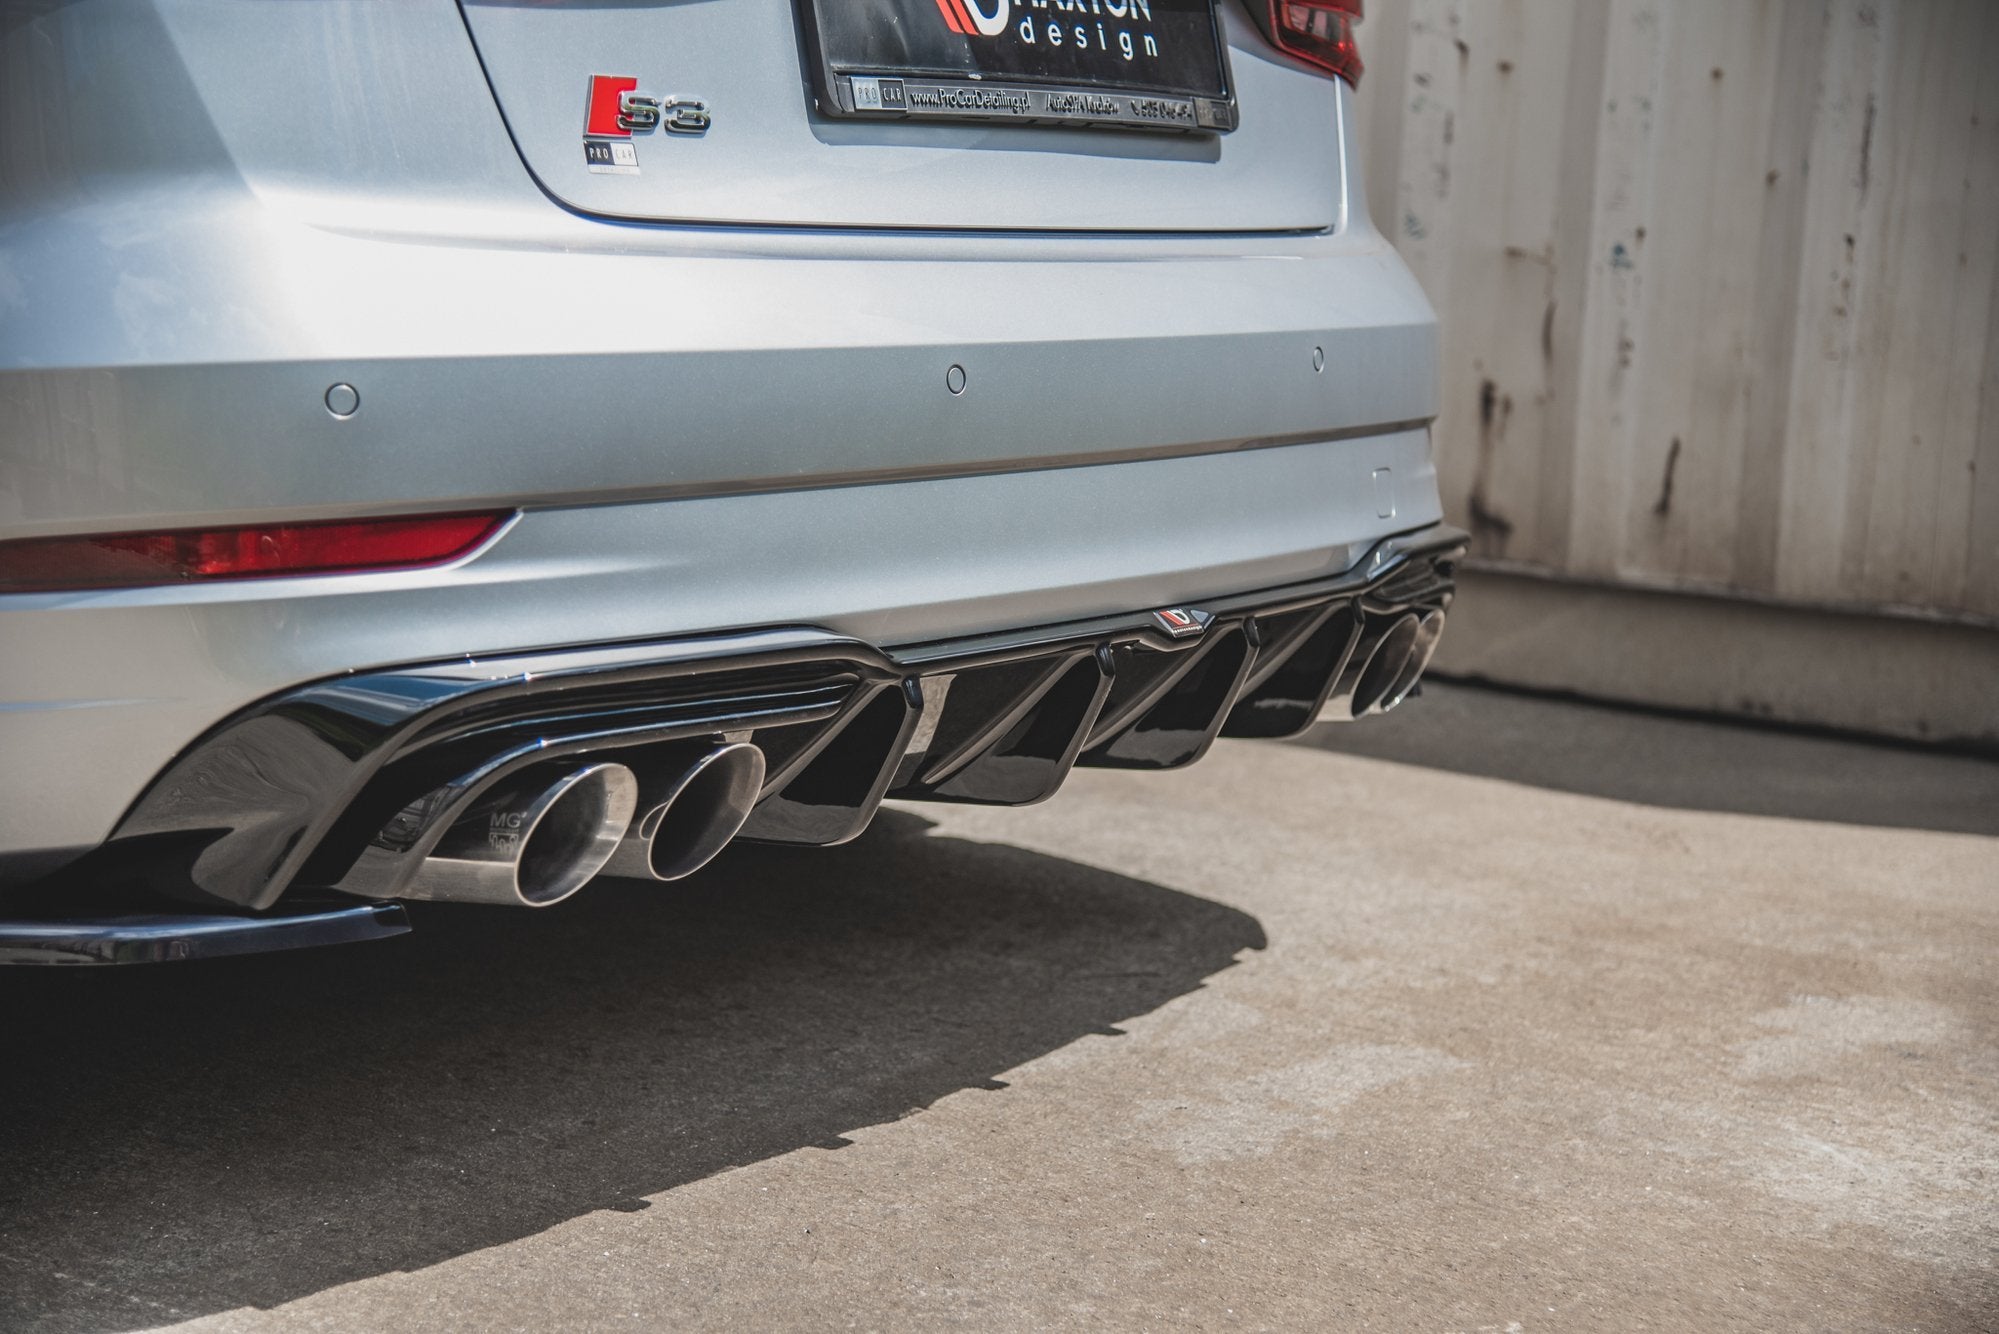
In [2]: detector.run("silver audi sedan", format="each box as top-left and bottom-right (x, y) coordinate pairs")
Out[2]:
(0, 0), (1458, 963)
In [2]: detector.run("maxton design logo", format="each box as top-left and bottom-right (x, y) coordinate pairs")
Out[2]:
(1150, 608), (1211, 640)
(931, 0), (1158, 40)
(931, 0), (1012, 37)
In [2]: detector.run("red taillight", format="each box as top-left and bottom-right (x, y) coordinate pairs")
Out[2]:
(0, 511), (512, 593)
(1258, 0), (1364, 86)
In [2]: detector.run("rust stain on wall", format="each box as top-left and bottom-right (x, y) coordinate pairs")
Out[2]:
(1653, 437), (1682, 518)
(1467, 378), (1516, 553)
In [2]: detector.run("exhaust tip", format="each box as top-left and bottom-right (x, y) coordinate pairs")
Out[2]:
(1348, 613), (1422, 717)
(606, 743), (767, 882)
(1327, 612), (1423, 724)
(409, 762), (639, 908)
(514, 763), (643, 904)
(1374, 609), (1446, 715)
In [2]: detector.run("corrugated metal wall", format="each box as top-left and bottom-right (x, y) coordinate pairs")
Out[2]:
(1353, 0), (1999, 625)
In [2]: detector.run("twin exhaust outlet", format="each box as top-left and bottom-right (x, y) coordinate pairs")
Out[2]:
(1321, 609), (1446, 722)
(399, 743), (766, 909)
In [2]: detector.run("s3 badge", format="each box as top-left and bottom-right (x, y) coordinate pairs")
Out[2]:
(583, 74), (711, 175)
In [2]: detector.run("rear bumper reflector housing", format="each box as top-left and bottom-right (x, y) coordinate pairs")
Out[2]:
(0, 512), (513, 593)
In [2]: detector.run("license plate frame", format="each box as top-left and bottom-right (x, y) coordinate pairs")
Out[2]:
(797, 0), (1238, 135)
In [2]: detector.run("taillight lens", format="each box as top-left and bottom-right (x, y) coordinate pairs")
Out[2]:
(1255, 0), (1364, 86)
(0, 511), (512, 593)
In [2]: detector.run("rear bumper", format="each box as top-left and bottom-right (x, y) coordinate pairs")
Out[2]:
(0, 434), (1446, 880)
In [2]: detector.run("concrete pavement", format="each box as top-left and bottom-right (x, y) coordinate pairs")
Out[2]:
(1, 683), (1993, 1331)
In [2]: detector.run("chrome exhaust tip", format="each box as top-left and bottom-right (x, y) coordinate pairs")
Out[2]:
(403, 762), (639, 908)
(1319, 612), (1420, 722)
(1373, 609), (1446, 715)
(602, 743), (766, 882)
(1350, 613), (1422, 717)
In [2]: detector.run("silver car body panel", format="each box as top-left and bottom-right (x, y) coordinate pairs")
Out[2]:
(0, 0), (1441, 885)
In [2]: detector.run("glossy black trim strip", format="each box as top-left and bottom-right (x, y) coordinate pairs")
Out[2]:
(893, 523), (1463, 667)
(0, 903), (408, 967)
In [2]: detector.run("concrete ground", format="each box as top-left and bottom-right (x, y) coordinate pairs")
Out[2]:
(1, 683), (1994, 1332)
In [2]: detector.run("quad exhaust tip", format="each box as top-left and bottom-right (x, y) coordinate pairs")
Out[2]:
(602, 742), (767, 882)
(403, 761), (640, 908)
(342, 605), (1440, 907)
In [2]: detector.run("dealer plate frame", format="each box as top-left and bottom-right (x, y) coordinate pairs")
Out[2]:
(795, 0), (1239, 135)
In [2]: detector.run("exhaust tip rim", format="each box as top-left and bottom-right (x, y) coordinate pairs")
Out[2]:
(642, 743), (767, 881)
(512, 762), (640, 907)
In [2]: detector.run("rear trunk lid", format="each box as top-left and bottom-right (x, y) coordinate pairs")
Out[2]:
(456, 0), (1341, 231)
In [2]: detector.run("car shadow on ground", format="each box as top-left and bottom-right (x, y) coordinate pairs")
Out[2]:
(0, 810), (1264, 1332)
(1296, 680), (1999, 837)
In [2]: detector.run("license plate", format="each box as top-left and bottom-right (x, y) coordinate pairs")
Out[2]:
(799, 0), (1237, 134)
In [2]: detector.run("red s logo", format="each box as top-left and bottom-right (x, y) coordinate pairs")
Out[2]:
(586, 75), (638, 137)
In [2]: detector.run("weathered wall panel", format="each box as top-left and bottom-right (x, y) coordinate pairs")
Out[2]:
(1354, 0), (1999, 624)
